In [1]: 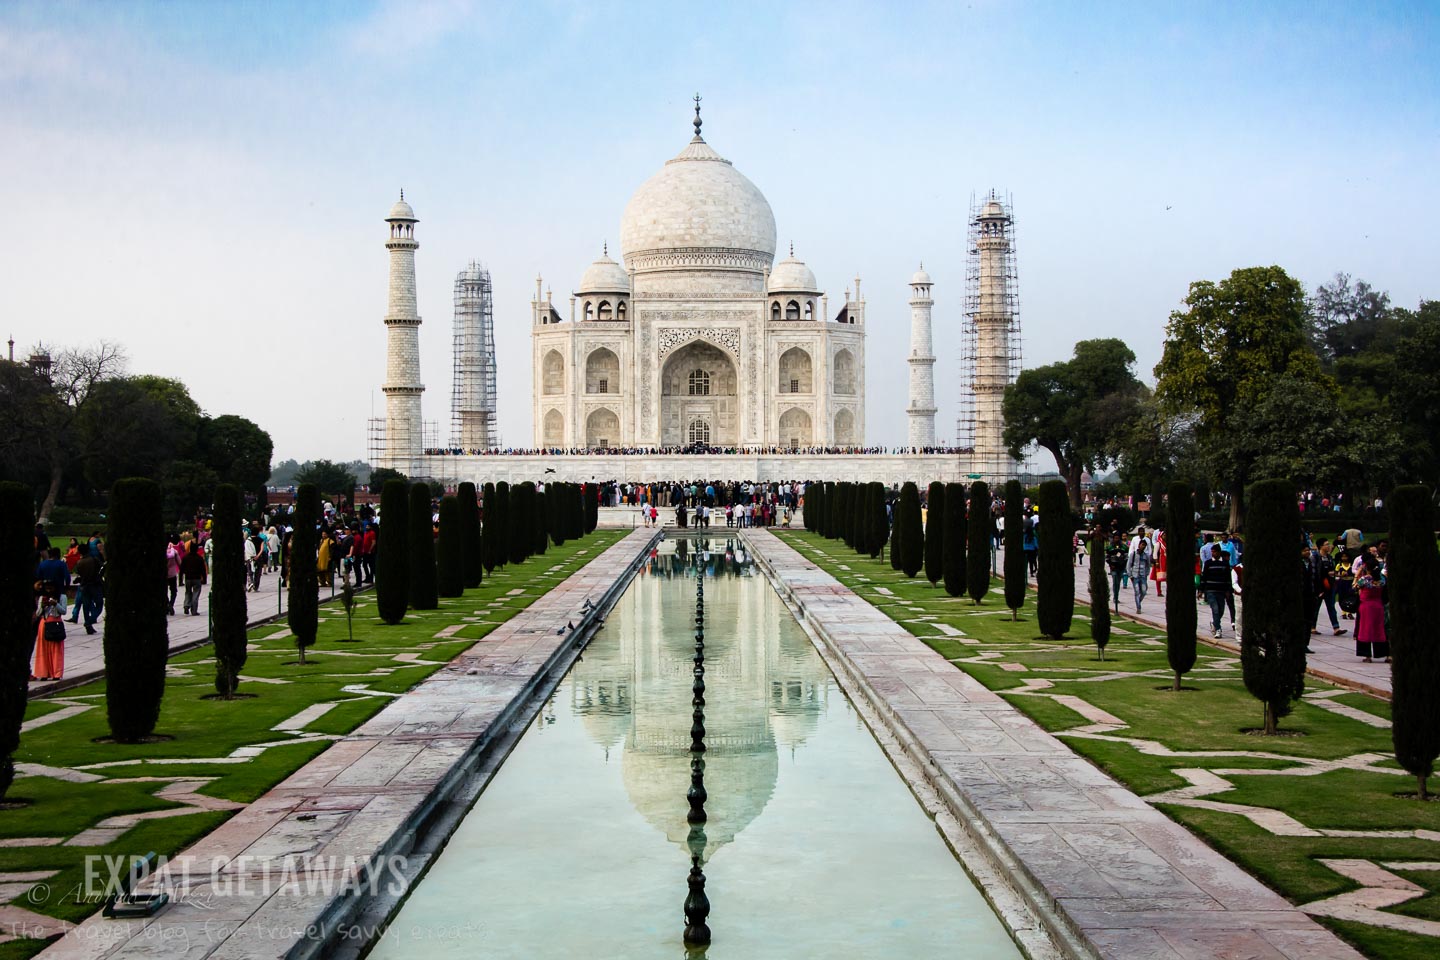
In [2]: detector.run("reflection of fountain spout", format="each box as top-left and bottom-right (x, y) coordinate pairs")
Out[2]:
(683, 855), (712, 947)
(686, 755), (708, 823)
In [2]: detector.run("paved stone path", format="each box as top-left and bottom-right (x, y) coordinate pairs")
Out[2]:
(747, 528), (1365, 960)
(39, 528), (657, 960)
(34, 574), (351, 697)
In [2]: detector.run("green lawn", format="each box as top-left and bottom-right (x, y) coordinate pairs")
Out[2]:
(0, 531), (622, 956)
(778, 530), (1435, 960)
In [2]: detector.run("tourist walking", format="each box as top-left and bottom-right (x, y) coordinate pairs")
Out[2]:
(1310, 539), (1346, 637)
(33, 589), (66, 681)
(1197, 545), (1232, 639)
(166, 535), (183, 615)
(73, 543), (103, 634)
(1352, 549), (1388, 662)
(1127, 530), (1153, 613)
(180, 540), (207, 615)
(1104, 533), (1127, 612)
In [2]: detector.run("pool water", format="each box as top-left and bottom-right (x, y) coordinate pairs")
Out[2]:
(368, 536), (1021, 959)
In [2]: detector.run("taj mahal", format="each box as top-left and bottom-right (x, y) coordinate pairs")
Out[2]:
(375, 101), (1019, 486)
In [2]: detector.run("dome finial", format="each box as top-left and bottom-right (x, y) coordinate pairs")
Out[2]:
(789, 241), (794, 257)
(603, 240), (608, 256)
(399, 188), (404, 201)
(693, 93), (703, 139)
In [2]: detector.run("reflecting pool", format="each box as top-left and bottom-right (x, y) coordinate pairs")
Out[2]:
(370, 536), (1021, 958)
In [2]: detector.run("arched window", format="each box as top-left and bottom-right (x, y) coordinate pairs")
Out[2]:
(543, 408), (564, 446)
(833, 408), (855, 444)
(542, 350), (565, 395)
(597, 300), (613, 320)
(583, 301), (594, 321)
(585, 347), (619, 394)
(771, 302), (781, 322)
(804, 300), (814, 320)
(833, 349), (856, 396)
(688, 368), (710, 396)
(785, 300), (801, 320)
(687, 419), (711, 445)
(616, 301), (627, 321)
(778, 347), (812, 394)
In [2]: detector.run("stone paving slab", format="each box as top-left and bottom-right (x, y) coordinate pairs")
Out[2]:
(38, 529), (657, 960)
(746, 528), (1364, 960)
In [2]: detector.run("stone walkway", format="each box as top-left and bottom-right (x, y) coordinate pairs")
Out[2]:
(992, 545), (1393, 699)
(34, 575), (351, 697)
(37, 529), (658, 960)
(746, 528), (1365, 960)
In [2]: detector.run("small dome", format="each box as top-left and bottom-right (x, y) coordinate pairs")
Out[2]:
(578, 248), (630, 293)
(980, 199), (1006, 219)
(386, 196), (416, 222)
(768, 253), (818, 293)
(910, 264), (932, 286)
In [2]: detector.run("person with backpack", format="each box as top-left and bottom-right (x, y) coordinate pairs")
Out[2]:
(1197, 543), (1233, 639)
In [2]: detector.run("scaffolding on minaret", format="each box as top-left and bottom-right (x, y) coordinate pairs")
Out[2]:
(450, 261), (498, 449)
(957, 190), (1023, 480)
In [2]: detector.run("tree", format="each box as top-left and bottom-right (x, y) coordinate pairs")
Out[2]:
(210, 484), (248, 697)
(898, 482), (923, 577)
(458, 482), (483, 589)
(1391, 301), (1440, 490)
(482, 482), (500, 572)
(198, 414), (272, 500)
(889, 488), (905, 572)
(409, 483), (438, 610)
(585, 482), (598, 533)
(1165, 482), (1197, 690)
(368, 466), (406, 494)
(0, 482), (35, 800)
(1155, 266), (1323, 530)
(1035, 480), (1073, 640)
(103, 478), (168, 741)
(967, 481), (992, 604)
(1308, 272), (1395, 365)
(508, 482), (531, 566)
(1088, 528), (1111, 659)
(293, 460), (358, 499)
(1240, 479), (1307, 735)
(437, 496), (465, 598)
(1388, 485), (1440, 799)
(1003, 338), (1146, 510)
(376, 479), (409, 625)
(1003, 480), (1027, 619)
(942, 482), (965, 597)
(923, 482), (945, 586)
(867, 483), (888, 560)
(0, 362), (67, 504)
(533, 490), (550, 556)
(287, 484), (320, 665)
(38, 341), (128, 519)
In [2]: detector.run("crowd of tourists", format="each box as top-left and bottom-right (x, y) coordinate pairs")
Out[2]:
(422, 444), (972, 457)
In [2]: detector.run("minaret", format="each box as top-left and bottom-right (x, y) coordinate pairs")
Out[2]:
(970, 193), (1019, 480)
(382, 192), (424, 472)
(906, 264), (937, 448)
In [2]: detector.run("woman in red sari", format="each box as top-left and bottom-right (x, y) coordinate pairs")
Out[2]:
(1150, 530), (1167, 598)
(1352, 548), (1388, 663)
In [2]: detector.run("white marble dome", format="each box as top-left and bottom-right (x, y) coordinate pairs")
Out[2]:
(911, 265), (932, 285)
(619, 137), (777, 269)
(768, 252), (818, 292)
(386, 197), (416, 221)
(578, 249), (630, 293)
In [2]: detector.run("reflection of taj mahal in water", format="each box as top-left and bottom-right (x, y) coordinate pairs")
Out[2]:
(567, 537), (830, 860)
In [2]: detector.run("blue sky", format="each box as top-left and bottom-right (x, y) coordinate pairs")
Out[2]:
(2, 0), (1436, 462)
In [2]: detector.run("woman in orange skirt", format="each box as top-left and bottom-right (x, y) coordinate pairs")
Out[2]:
(33, 593), (66, 681)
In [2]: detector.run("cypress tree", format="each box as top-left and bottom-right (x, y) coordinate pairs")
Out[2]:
(869, 483), (888, 560)
(0, 483), (35, 799)
(1089, 528), (1111, 659)
(533, 490), (550, 555)
(211, 483), (247, 696)
(376, 479), (409, 624)
(482, 482), (499, 573)
(493, 481), (511, 567)
(571, 484), (585, 541)
(943, 482), (966, 597)
(1003, 479), (1027, 619)
(437, 495), (465, 598)
(806, 482), (823, 535)
(890, 486), (906, 571)
(104, 478), (168, 742)
(967, 481), (992, 603)
(1387, 485), (1440, 799)
(409, 483), (438, 610)
(838, 484), (853, 546)
(586, 483), (599, 533)
(898, 482), (923, 577)
(1165, 482), (1197, 690)
(924, 482), (945, 586)
(287, 484), (320, 665)
(1036, 480), (1074, 640)
(1240, 478), (1306, 735)
(849, 483), (864, 553)
(508, 483), (529, 566)
(458, 482), (483, 588)
(550, 484), (568, 547)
